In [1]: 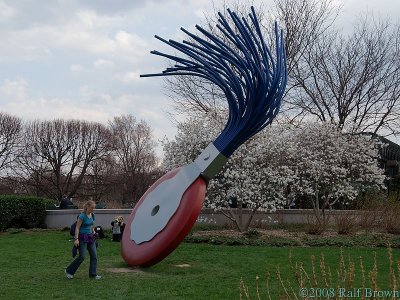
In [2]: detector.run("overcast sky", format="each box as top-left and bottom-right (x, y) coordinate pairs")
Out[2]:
(1, 0), (399, 155)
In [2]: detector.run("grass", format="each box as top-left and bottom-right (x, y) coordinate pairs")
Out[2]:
(0, 230), (399, 299)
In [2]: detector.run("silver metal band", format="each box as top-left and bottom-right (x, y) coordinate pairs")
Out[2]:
(194, 143), (228, 181)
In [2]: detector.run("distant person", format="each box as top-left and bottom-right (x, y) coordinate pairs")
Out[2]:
(59, 194), (74, 209)
(65, 200), (101, 280)
(111, 216), (125, 242)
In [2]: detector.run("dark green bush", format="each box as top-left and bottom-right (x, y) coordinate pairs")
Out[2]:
(189, 224), (220, 233)
(0, 195), (56, 231)
(244, 229), (261, 239)
(262, 236), (300, 247)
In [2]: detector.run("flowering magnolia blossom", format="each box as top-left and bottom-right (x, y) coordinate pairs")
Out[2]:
(162, 114), (293, 231)
(205, 134), (293, 213)
(162, 115), (386, 230)
(162, 115), (221, 170)
(290, 123), (386, 222)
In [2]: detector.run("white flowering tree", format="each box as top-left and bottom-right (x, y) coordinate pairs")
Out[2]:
(206, 128), (296, 232)
(291, 123), (386, 226)
(162, 115), (294, 232)
(162, 116), (386, 232)
(162, 115), (219, 170)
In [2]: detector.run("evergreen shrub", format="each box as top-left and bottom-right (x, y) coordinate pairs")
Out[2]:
(0, 195), (56, 231)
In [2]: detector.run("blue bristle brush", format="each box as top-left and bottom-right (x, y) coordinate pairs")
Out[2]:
(121, 6), (287, 266)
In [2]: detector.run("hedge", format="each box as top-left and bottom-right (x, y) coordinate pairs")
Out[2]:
(0, 195), (57, 231)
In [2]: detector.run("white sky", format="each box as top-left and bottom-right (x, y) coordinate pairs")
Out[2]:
(0, 0), (399, 155)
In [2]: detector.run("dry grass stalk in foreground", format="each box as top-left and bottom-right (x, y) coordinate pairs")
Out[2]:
(239, 245), (400, 299)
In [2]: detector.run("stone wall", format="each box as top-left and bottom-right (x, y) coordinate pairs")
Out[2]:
(45, 208), (362, 230)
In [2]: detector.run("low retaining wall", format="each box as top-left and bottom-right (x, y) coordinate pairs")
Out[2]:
(46, 209), (132, 230)
(45, 208), (362, 230)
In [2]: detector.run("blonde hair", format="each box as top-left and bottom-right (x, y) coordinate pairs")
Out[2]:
(83, 200), (96, 213)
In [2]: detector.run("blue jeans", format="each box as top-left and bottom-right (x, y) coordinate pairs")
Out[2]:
(66, 241), (97, 277)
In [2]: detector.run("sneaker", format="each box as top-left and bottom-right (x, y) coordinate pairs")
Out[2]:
(92, 275), (101, 280)
(65, 269), (73, 279)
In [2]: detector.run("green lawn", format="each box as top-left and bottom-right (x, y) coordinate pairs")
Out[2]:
(0, 230), (399, 299)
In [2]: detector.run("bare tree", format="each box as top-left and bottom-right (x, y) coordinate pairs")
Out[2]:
(163, 0), (400, 136)
(285, 15), (400, 136)
(76, 154), (119, 203)
(163, 0), (337, 115)
(273, 0), (340, 76)
(109, 115), (158, 204)
(0, 112), (22, 175)
(163, 0), (267, 118)
(15, 119), (111, 200)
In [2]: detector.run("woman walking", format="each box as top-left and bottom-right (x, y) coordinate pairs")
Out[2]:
(65, 200), (101, 279)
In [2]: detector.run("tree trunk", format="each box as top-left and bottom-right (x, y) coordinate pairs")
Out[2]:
(238, 198), (243, 232)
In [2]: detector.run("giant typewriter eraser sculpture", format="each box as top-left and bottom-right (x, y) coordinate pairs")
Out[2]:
(121, 6), (287, 266)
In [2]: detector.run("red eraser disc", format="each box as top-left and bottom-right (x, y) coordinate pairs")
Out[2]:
(121, 167), (206, 266)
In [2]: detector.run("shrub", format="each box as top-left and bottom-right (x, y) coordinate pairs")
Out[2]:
(359, 197), (384, 230)
(190, 224), (220, 233)
(382, 200), (400, 234)
(335, 213), (358, 235)
(244, 229), (261, 239)
(263, 236), (300, 247)
(0, 195), (56, 231)
(306, 215), (326, 235)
